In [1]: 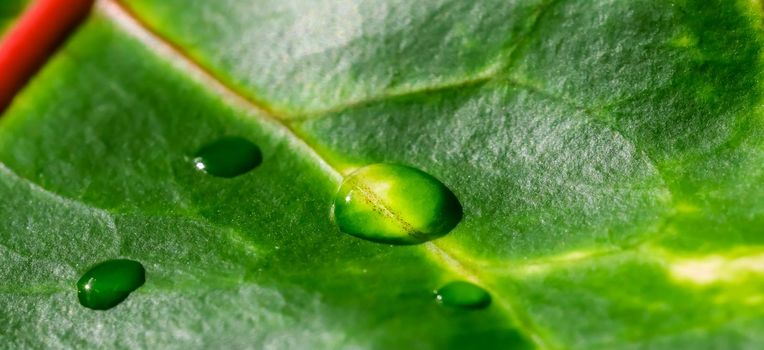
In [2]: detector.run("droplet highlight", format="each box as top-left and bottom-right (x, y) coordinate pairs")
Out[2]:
(332, 163), (462, 245)
(435, 281), (491, 309)
(76, 259), (146, 310)
(194, 136), (262, 178)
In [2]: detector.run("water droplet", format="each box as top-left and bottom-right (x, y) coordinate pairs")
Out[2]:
(193, 137), (262, 177)
(435, 281), (491, 309)
(332, 163), (462, 245)
(76, 259), (145, 310)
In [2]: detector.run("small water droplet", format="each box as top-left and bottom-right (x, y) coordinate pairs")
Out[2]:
(193, 137), (262, 178)
(76, 259), (145, 310)
(435, 281), (491, 309)
(332, 164), (462, 245)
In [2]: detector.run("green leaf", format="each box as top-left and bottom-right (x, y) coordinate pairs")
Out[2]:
(0, 0), (28, 33)
(1, 0), (763, 348)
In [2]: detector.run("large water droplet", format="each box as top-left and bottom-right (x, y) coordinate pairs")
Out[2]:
(435, 281), (491, 309)
(332, 163), (462, 245)
(194, 137), (262, 177)
(76, 259), (145, 310)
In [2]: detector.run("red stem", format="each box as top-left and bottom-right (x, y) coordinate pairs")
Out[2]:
(0, 0), (94, 113)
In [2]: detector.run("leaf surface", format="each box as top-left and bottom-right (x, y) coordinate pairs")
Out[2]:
(1, 0), (764, 348)
(0, 1), (27, 34)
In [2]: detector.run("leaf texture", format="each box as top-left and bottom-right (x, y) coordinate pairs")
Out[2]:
(1, 0), (764, 348)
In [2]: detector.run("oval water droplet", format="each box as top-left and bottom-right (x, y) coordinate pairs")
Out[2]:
(76, 259), (146, 310)
(193, 137), (262, 177)
(435, 281), (491, 309)
(332, 163), (462, 245)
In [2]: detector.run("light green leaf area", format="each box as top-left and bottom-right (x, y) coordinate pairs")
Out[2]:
(0, 0), (763, 348)
(122, 0), (548, 115)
